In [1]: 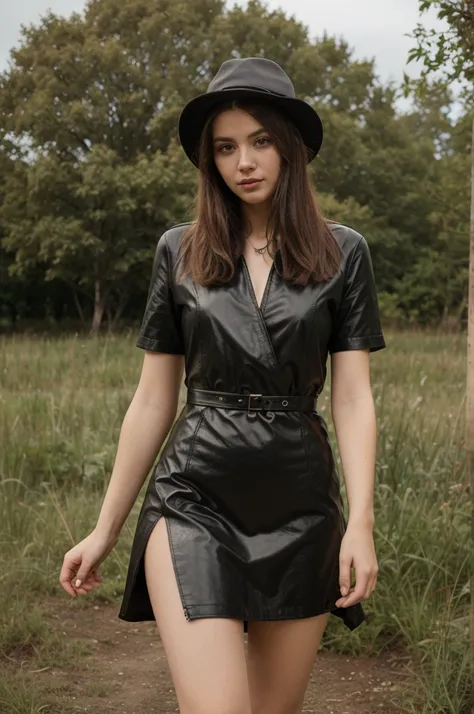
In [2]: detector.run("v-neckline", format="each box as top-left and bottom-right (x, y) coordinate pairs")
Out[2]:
(241, 255), (275, 312)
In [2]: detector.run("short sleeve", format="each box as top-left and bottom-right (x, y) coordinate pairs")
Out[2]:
(136, 232), (185, 354)
(328, 236), (386, 354)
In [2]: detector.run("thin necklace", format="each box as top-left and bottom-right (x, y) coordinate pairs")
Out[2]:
(246, 235), (272, 255)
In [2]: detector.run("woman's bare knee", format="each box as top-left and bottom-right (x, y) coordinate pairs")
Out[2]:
(144, 517), (251, 714)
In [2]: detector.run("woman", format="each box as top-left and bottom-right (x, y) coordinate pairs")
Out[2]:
(60, 57), (386, 714)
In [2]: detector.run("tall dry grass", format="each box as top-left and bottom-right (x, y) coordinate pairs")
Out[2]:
(0, 330), (470, 712)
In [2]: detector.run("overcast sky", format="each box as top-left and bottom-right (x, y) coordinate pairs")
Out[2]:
(0, 0), (448, 87)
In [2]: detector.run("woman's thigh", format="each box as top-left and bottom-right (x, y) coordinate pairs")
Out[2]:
(246, 612), (331, 714)
(144, 517), (252, 714)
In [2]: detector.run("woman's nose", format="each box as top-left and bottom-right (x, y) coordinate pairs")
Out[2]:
(237, 149), (256, 170)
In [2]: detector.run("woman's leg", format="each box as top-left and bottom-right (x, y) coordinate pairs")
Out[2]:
(246, 612), (331, 714)
(144, 517), (252, 714)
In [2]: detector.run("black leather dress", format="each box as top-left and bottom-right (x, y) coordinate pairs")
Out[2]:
(118, 222), (386, 632)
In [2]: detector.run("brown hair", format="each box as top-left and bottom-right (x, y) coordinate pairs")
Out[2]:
(177, 99), (341, 286)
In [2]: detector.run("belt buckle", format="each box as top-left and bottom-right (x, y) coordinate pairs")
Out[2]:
(247, 393), (263, 417)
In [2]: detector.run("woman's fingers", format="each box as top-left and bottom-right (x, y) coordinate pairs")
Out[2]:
(338, 576), (369, 607)
(59, 553), (83, 596)
(60, 531), (115, 598)
(60, 553), (102, 596)
(338, 555), (352, 599)
(71, 581), (98, 595)
(335, 567), (378, 607)
(71, 569), (102, 594)
(364, 572), (378, 600)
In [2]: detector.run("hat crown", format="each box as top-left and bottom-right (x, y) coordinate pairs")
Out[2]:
(178, 56), (323, 167)
(207, 57), (296, 99)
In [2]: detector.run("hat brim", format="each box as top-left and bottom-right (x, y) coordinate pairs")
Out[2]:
(178, 88), (323, 168)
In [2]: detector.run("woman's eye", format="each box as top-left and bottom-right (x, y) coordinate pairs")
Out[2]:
(216, 137), (270, 153)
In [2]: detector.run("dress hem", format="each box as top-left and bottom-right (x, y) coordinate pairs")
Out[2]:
(118, 602), (367, 632)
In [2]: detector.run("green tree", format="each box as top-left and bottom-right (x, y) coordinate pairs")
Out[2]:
(0, 0), (469, 330)
(0, 1), (223, 330)
(1, 0), (392, 330)
(407, 0), (473, 91)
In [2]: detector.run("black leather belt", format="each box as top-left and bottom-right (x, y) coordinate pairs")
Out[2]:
(187, 388), (317, 416)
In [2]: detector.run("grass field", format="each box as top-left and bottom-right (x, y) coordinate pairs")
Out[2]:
(0, 329), (471, 713)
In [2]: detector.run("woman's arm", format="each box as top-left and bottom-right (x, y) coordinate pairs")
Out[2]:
(93, 351), (185, 541)
(329, 348), (379, 605)
(329, 348), (376, 527)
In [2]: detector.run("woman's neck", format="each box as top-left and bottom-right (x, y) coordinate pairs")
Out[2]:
(241, 201), (272, 239)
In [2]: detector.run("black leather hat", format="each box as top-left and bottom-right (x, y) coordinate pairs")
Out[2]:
(178, 57), (324, 168)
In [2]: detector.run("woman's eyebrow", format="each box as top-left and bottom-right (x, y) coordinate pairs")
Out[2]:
(213, 128), (266, 143)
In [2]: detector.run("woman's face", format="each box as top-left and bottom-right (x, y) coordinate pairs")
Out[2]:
(212, 107), (281, 207)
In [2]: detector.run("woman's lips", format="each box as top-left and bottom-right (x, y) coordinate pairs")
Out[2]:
(239, 180), (263, 189)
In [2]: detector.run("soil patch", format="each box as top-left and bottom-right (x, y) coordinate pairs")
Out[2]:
(11, 597), (413, 713)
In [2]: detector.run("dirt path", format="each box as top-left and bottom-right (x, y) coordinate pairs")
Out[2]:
(19, 598), (411, 713)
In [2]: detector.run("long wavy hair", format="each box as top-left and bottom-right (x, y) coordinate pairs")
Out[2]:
(177, 98), (341, 286)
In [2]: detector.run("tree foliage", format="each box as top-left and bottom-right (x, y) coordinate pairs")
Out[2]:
(407, 0), (473, 91)
(0, 0), (470, 331)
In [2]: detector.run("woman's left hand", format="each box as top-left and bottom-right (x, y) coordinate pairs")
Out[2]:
(335, 522), (379, 608)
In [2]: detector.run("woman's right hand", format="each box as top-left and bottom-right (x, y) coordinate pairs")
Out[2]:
(59, 529), (119, 597)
